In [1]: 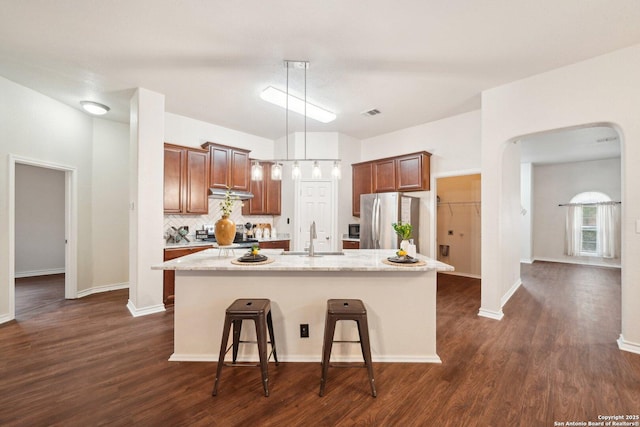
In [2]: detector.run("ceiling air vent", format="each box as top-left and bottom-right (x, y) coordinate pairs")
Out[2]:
(361, 108), (381, 117)
(596, 136), (618, 143)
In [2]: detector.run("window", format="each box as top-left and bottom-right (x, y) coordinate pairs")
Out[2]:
(565, 192), (620, 258)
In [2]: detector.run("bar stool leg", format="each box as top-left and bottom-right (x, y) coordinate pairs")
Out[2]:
(319, 315), (337, 397)
(357, 317), (377, 397)
(231, 319), (243, 363)
(266, 310), (279, 365)
(212, 315), (232, 396)
(255, 316), (270, 397)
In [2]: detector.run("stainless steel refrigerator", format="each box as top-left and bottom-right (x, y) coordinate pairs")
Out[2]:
(360, 192), (420, 251)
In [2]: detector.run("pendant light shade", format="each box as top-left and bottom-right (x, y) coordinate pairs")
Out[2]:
(331, 161), (341, 180)
(251, 161), (263, 181)
(312, 161), (322, 179)
(291, 161), (301, 180)
(271, 162), (283, 180)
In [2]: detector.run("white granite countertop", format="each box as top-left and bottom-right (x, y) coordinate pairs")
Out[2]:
(164, 241), (214, 249)
(342, 237), (360, 242)
(152, 249), (454, 273)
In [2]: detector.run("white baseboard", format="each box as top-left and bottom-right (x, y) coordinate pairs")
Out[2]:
(168, 353), (442, 363)
(520, 258), (534, 264)
(478, 308), (504, 320)
(76, 282), (129, 298)
(0, 313), (13, 324)
(127, 300), (166, 317)
(501, 278), (522, 307)
(533, 257), (621, 269)
(617, 334), (640, 355)
(15, 268), (65, 278)
(440, 271), (481, 279)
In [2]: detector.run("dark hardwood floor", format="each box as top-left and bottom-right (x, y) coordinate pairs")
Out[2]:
(1, 263), (638, 426)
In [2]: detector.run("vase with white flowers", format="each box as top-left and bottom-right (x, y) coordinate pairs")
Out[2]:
(214, 188), (238, 246)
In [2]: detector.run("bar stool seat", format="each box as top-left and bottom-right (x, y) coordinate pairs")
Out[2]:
(319, 299), (376, 397)
(212, 298), (278, 397)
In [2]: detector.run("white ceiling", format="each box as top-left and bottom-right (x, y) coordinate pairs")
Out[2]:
(2, 1), (640, 140)
(520, 126), (621, 165)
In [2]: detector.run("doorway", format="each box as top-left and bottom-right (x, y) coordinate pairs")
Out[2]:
(435, 174), (482, 278)
(294, 179), (338, 252)
(8, 155), (78, 321)
(519, 125), (622, 268)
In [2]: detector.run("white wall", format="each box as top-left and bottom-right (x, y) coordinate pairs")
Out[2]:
(532, 158), (621, 267)
(481, 43), (640, 352)
(361, 110), (481, 176)
(0, 75), (132, 322)
(164, 112), (274, 158)
(15, 164), (65, 277)
(520, 163), (534, 263)
(0, 76), (93, 319)
(92, 119), (130, 288)
(360, 110), (482, 258)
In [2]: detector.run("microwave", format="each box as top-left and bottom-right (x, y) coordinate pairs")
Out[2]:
(348, 224), (360, 239)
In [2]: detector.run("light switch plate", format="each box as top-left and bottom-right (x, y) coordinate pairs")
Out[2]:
(636, 219), (640, 234)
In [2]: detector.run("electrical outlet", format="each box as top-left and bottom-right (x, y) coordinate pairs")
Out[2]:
(300, 324), (309, 338)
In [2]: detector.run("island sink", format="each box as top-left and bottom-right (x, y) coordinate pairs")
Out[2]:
(280, 251), (345, 256)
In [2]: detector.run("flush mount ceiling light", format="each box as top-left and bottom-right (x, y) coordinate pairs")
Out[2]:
(80, 100), (110, 115)
(260, 86), (336, 123)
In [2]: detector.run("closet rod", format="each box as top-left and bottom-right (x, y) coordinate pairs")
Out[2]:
(558, 201), (621, 207)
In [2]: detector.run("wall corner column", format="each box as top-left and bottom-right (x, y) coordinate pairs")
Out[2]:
(128, 88), (165, 316)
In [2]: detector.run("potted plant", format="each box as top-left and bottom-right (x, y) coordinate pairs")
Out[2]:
(214, 188), (238, 246)
(392, 222), (412, 252)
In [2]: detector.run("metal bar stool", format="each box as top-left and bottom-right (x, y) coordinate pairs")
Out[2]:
(212, 298), (278, 397)
(319, 299), (376, 397)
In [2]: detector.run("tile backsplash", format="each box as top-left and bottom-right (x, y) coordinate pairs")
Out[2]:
(164, 198), (273, 239)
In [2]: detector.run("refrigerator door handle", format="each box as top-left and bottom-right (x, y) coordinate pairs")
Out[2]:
(371, 196), (377, 248)
(374, 195), (381, 249)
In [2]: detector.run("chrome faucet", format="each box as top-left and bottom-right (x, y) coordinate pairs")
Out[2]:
(309, 221), (317, 257)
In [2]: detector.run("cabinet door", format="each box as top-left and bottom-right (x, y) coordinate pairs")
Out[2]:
(185, 149), (210, 214)
(342, 240), (360, 250)
(230, 149), (250, 191)
(163, 246), (212, 305)
(264, 163), (281, 215)
(259, 240), (290, 250)
(352, 162), (372, 217)
(373, 159), (396, 193)
(209, 145), (231, 189)
(396, 153), (429, 191)
(243, 162), (265, 215)
(164, 145), (185, 214)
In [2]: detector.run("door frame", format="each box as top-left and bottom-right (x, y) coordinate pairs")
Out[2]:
(293, 178), (339, 252)
(8, 154), (78, 320)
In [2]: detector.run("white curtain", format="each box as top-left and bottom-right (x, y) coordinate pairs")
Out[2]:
(598, 203), (621, 258)
(565, 205), (582, 256)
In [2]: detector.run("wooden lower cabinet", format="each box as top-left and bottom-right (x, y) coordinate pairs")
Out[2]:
(163, 245), (212, 306)
(258, 240), (290, 251)
(342, 240), (360, 250)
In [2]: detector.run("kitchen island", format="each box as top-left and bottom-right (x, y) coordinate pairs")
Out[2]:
(152, 249), (453, 363)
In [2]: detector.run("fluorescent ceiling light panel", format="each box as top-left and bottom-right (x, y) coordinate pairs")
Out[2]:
(260, 86), (336, 123)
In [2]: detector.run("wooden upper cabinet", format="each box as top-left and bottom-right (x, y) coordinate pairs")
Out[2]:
(396, 152), (430, 191)
(185, 149), (210, 214)
(164, 143), (210, 215)
(201, 142), (251, 191)
(164, 145), (186, 214)
(242, 161), (281, 215)
(351, 151), (431, 216)
(373, 158), (396, 193)
(230, 150), (250, 191)
(352, 162), (373, 217)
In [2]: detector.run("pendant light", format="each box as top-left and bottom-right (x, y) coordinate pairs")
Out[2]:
(271, 162), (283, 180)
(251, 160), (263, 181)
(258, 60), (342, 181)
